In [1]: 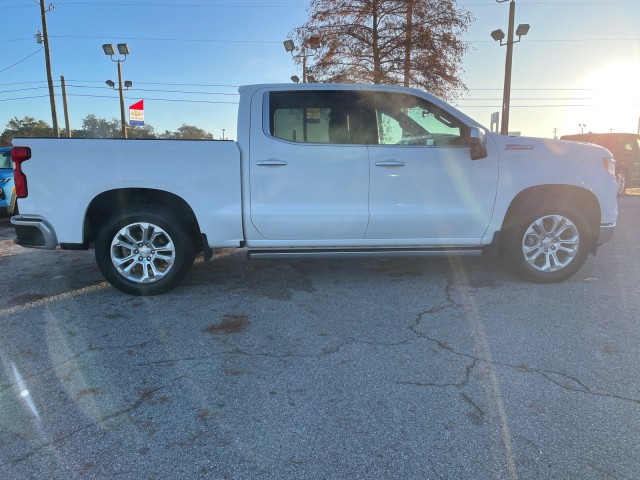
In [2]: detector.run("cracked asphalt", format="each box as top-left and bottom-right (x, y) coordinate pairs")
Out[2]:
(1, 196), (639, 479)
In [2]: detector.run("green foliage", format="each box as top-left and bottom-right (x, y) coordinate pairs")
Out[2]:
(0, 116), (55, 146)
(159, 124), (214, 140)
(0, 115), (214, 145)
(74, 114), (121, 138)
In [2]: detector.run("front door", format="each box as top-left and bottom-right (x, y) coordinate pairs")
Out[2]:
(365, 92), (498, 243)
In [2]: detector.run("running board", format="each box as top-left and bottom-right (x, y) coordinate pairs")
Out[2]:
(247, 247), (483, 260)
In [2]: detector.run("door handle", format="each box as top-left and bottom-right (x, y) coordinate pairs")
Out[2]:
(256, 159), (288, 166)
(375, 160), (405, 167)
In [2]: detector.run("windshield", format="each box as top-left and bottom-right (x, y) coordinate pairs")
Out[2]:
(0, 151), (11, 169)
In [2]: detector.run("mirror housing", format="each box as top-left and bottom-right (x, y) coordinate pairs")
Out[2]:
(469, 127), (488, 160)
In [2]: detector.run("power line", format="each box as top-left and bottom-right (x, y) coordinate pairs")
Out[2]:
(66, 93), (239, 104)
(49, 34), (282, 44)
(1, 90), (632, 109)
(57, 2), (304, 6)
(0, 48), (43, 73)
(29, 33), (640, 45)
(0, 94), (50, 102)
(461, 1), (640, 4)
(0, 1), (306, 6)
(458, 104), (640, 108)
(65, 84), (240, 96)
(0, 86), (49, 93)
(66, 80), (240, 88)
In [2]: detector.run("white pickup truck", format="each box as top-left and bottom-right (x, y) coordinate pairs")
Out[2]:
(10, 83), (617, 295)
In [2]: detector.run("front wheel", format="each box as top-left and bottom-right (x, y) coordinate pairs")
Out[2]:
(504, 207), (591, 283)
(95, 207), (196, 295)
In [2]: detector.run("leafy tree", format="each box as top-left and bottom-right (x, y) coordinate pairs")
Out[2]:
(159, 124), (214, 140)
(74, 114), (120, 139)
(290, 0), (472, 99)
(0, 116), (55, 146)
(129, 124), (157, 139)
(2, 115), (214, 144)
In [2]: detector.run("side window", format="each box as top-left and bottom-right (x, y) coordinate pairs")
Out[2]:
(272, 106), (331, 143)
(373, 93), (466, 147)
(269, 91), (377, 145)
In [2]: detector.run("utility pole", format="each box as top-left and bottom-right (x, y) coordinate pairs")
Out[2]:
(39, 0), (59, 137)
(60, 76), (71, 138)
(404, 0), (413, 87)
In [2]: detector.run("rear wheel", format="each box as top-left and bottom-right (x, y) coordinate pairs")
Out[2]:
(95, 207), (195, 295)
(504, 206), (591, 283)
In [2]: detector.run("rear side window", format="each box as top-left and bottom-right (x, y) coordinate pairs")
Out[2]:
(269, 91), (377, 145)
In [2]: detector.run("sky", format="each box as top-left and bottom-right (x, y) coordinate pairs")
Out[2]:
(1, 0), (640, 140)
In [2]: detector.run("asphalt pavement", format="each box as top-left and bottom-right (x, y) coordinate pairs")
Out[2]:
(0, 196), (639, 479)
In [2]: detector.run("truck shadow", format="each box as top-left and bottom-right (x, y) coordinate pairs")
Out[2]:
(184, 250), (509, 300)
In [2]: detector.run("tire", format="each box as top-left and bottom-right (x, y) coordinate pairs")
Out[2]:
(504, 206), (591, 283)
(95, 207), (196, 295)
(616, 169), (627, 196)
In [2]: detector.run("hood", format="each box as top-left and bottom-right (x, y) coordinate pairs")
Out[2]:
(487, 132), (614, 160)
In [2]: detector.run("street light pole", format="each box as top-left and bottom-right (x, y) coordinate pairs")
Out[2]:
(102, 43), (130, 139)
(117, 61), (127, 139)
(283, 37), (320, 83)
(492, 0), (529, 136)
(501, 0), (516, 136)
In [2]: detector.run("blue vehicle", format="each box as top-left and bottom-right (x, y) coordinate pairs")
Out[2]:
(0, 147), (17, 216)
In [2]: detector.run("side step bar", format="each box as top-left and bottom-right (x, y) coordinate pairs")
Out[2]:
(247, 247), (483, 260)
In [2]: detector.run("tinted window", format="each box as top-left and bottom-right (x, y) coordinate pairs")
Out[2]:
(269, 91), (377, 145)
(0, 151), (11, 169)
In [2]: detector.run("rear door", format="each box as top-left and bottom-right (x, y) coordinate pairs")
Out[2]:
(249, 90), (372, 240)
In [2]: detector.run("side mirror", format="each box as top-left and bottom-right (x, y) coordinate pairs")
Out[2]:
(469, 126), (488, 160)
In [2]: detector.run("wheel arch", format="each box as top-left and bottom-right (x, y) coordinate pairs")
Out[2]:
(500, 185), (601, 255)
(84, 188), (202, 251)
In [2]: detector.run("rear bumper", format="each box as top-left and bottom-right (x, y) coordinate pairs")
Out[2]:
(10, 215), (58, 249)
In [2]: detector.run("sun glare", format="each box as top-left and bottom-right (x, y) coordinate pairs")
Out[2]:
(580, 62), (640, 134)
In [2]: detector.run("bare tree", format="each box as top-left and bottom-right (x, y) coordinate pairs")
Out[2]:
(290, 0), (472, 99)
